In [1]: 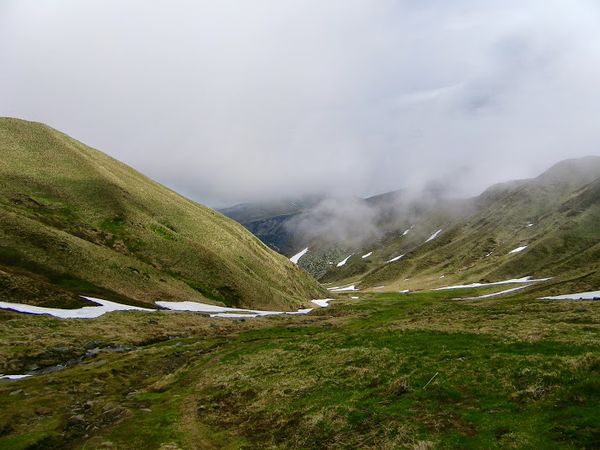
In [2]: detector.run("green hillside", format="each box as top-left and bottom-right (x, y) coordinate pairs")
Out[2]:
(0, 118), (325, 310)
(327, 157), (600, 293)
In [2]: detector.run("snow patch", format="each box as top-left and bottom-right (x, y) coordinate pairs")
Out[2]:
(540, 290), (600, 300)
(402, 227), (412, 236)
(0, 297), (155, 319)
(509, 245), (528, 254)
(399, 289), (410, 294)
(311, 298), (334, 307)
(290, 247), (308, 264)
(434, 276), (551, 291)
(0, 374), (32, 380)
(156, 301), (313, 318)
(425, 229), (442, 243)
(526, 223), (534, 227)
(361, 251), (373, 259)
(336, 255), (353, 267)
(387, 254), (405, 263)
(456, 285), (530, 300)
(329, 285), (359, 292)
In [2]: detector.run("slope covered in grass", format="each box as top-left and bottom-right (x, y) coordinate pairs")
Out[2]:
(355, 157), (600, 292)
(1, 290), (598, 448)
(0, 118), (325, 310)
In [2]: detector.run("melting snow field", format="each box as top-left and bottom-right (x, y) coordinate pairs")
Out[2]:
(387, 254), (404, 263)
(311, 298), (334, 307)
(425, 229), (442, 243)
(0, 374), (32, 380)
(403, 227), (412, 236)
(156, 301), (315, 318)
(0, 296), (331, 321)
(337, 255), (353, 267)
(0, 296), (155, 319)
(362, 251), (373, 259)
(455, 285), (531, 300)
(434, 276), (551, 291)
(540, 290), (600, 300)
(329, 285), (359, 292)
(509, 245), (528, 254)
(290, 247), (308, 264)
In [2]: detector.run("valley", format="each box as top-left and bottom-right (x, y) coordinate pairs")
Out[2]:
(1, 288), (599, 449)
(0, 119), (598, 449)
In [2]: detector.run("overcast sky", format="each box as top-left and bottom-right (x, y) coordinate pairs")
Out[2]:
(2, 1), (600, 207)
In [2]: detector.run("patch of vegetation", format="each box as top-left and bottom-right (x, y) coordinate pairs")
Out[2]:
(0, 290), (598, 448)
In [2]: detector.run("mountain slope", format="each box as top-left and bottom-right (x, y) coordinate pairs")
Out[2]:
(224, 156), (600, 295)
(350, 157), (600, 292)
(0, 118), (325, 310)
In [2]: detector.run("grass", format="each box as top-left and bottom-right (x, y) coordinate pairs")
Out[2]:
(299, 158), (600, 298)
(0, 117), (326, 310)
(0, 289), (598, 449)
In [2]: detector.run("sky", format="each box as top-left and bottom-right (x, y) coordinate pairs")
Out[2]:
(2, 0), (600, 207)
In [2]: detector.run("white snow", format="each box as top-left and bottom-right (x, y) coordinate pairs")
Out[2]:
(457, 285), (530, 300)
(434, 276), (551, 291)
(361, 251), (373, 259)
(374, 286), (386, 289)
(526, 223), (534, 227)
(326, 286), (340, 291)
(399, 289), (410, 294)
(439, 275), (445, 279)
(336, 255), (353, 267)
(402, 227), (412, 236)
(290, 247), (308, 264)
(540, 290), (600, 300)
(311, 298), (334, 307)
(0, 374), (32, 380)
(425, 229), (442, 243)
(329, 285), (359, 292)
(350, 296), (360, 299)
(0, 296), (155, 319)
(509, 245), (528, 254)
(387, 254), (405, 263)
(156, 301), (314, 318)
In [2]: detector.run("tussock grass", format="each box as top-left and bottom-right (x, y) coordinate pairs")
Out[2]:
(1, 289), (598, 448)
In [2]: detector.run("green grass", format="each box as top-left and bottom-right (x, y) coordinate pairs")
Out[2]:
(1, 290), (598, 449)
(0, 117), (326, 310)
(298, 158), (600, 297)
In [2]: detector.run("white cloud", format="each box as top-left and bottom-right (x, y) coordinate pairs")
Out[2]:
(1, 0), (599, 206)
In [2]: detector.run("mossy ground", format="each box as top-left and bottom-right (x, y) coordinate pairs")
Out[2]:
(1, 289), (598, 449)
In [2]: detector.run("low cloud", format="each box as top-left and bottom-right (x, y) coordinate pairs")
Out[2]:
(2, 0), (600, 207)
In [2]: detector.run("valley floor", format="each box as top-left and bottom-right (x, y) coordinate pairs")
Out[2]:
(1, 289), (599, 449)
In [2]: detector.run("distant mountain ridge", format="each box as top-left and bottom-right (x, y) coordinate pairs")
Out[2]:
(224, 156), (600, 295)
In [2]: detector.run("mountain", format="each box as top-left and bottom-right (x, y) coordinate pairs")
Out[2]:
(323, 157), (600, 294)
(220, 195), (323, 254)
(0, 118), (326, 310)
(225, 156), (600, 294)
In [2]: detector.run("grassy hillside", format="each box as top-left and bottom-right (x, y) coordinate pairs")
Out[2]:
(1, 289), (599, 448)
(0, 118), (325, 310)
(298, 157), (599, 294)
